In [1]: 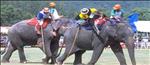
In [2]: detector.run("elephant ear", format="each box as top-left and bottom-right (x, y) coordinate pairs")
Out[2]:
(52, 18), (70, 31)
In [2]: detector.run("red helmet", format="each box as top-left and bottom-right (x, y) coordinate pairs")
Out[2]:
(113, 4), (121, 10)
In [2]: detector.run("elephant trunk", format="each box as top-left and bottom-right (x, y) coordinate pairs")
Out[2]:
(55, 43), (64, 57)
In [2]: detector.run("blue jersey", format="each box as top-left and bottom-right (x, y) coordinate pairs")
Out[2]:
(37, 11), (50, 20)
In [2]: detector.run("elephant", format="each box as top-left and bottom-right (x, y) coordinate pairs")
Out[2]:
(1, 18), (61, 64)
(51, 18), (136, 65)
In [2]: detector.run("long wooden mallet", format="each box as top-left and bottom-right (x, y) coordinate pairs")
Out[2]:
(40, 25), (45, 53)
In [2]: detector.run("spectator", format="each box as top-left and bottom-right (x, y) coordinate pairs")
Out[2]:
(146, 39), (150, 49)
(140, 39), (146, 49)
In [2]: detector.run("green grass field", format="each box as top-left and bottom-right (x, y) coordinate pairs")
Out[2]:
(1, 48), (150, 65)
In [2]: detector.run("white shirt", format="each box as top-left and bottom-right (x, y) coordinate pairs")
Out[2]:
(49, 8), (60, 20)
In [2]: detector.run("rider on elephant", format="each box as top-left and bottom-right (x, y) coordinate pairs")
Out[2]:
(75, 8), (97, 24)
(49, 2), (63, 21)
(36, 7), (56, 36)
(75, 8), (100, 31)
(75, 8), (106, 34)
(110, 4), (124, 24)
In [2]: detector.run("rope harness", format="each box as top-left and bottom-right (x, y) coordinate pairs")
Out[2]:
(67, 27), (80, 57)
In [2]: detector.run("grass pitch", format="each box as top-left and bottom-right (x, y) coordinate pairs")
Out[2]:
(1, 48), (150, 65)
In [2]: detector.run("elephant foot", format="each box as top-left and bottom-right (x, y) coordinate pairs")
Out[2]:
(50, 61), (55, 64)
(87, 63), (94, 65)
(55, 59), (63, 65)
(74, 63), (85, 65)
(55, 63), (63, 65)
(1, 60), (10, 63)
(42, 58), (49, 64)
(20, 60), (27, 63)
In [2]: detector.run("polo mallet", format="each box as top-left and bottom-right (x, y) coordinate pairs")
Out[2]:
(40, 25), (45, 53)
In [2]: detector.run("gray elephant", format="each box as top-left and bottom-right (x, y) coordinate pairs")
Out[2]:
(52, 18), (136, 65)
(1, 18), (61, 64)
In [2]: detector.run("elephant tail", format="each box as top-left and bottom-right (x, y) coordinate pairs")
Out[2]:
(56, 43), (65, 57)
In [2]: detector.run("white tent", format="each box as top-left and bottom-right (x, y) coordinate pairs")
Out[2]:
(134, 21), (150, 32)
(0, 27), (10, 34)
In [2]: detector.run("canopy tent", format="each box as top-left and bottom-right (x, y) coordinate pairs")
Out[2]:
(134, 21), (150, 32)
(0, 27), (10, 34)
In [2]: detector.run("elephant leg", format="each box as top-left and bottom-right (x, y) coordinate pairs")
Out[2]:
(39, 45), (49, 64)
(51, 55), (56, 64)
(7, 33), (27, 63)
(74, 50), (86, 65)
(39, 44), (53, 64)
(2, 42), (17, 62)
(50, 41), (59, 64)
(110, 41), (127, 65)
(42, 40), (59, 64)
(40, 44), (59, 64)
(42, 56), (50, 64)
(42, 38), (60, 64)
(125, 37), (136, 65)
(17, 47), (27, 63)
(42, 56), (58, 64)
(88, 44), (105, 65)
(13, 38), (27, 63)
(56, 45), (77, 65)
(43, 40), (52, 60)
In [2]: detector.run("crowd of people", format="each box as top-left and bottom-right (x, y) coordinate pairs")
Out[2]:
(134, 37), (150, 49)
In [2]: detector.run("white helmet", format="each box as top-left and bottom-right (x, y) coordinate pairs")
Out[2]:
(80, 8), (89, 14)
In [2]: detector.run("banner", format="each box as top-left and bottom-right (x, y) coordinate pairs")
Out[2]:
(128, 13), (139, 33)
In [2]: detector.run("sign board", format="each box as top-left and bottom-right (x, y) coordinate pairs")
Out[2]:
(134, 21), (150, 32)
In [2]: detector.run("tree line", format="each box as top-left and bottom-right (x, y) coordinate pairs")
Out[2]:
(1, 1), (150, 26)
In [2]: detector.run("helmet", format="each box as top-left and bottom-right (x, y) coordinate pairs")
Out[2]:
(43, 7), (49, 13)
(113, 4), (121, 10)
(80, 8), (89, 14)
(90, 8), (97, 13)
(49, 2), (56, 7)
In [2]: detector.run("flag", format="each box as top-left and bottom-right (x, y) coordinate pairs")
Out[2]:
(128, 13), (139, 33)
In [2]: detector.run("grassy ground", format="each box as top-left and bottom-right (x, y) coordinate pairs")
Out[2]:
(1, 48), (150, 65)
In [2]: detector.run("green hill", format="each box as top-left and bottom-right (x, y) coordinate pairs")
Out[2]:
(1, 1), (150, 25)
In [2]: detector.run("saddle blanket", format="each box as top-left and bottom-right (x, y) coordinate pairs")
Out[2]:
(26, 17), (50, 29)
